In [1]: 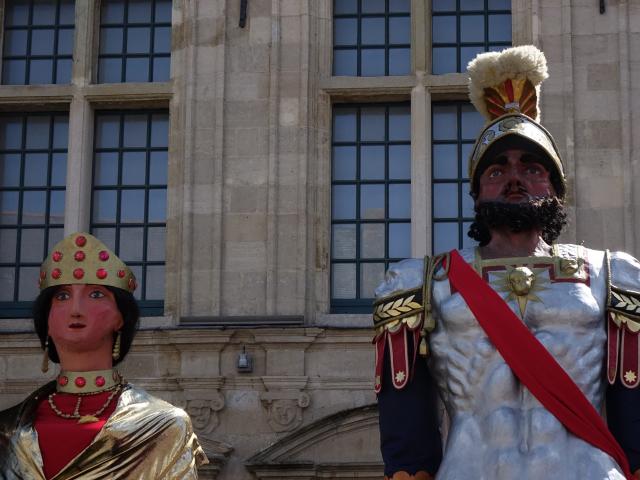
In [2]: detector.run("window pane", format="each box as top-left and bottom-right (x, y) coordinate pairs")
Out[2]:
(389, 106), (410, 141)
(154, 26), (171, 53)
(127, 27), (151, 54)
(362, 0), (385, 13)
(6, 1), (30, 25)
(463, 221), (478, 249)
(0, 117), (23, 150)
(120, 189), (145, 222)
(360, 107), (385, 141)
(150, 114), (168, 147)
(119, 227), (144, 261)
(60, 0), (75, 23)
(433, 183), (458, 218)
(0, 268), (15, 301)
(24, 154), (48, 186)
(125, 57), (149, 82)
(334, 18), (357, 46)
(20, 228), (45, 262)
(22, 191), (46, 224)
(94, 152), (119, 185)
(147, 226), (165, 261)
(334, 0), (357, 14)
(432, 47), (456, 74)
(18, 266), (39, 301)
(489, 14), (511, 42)
(432, 0), (456, 11)
(100, 27), (124, 54)
(0, 192), (19, 224)
(122, 151), (146, 184)
(99, 58), (123, 83)
(57, 29), (75, 55)
(390, 0), (410, 14)
(361, 223), (385, 258)
(360, 262), (385, 298)
(461, 105), (484, 139)
(25, 116), (50, 149)
(0, 154), (21, 187)
(93, 227), (116, 251)
(31, 29), (55, 55)
(48, 227), (64, 251)
(461, 0), (484, 10)
(489, 0), (510, 9)
(460, 15), (484, 42)
(53, 116), (69, 149)
(333, 146), (357, 181)
(332, 224), (356, 259)
(462, 182), (474, 217)
(434, 222), (458, 253)
(461, 143), (473, 174)
(149, 151), (168, 184)
(29, 59), (54, 84)
(332, 185), (356, 219)
(102, 0), (125, 23)
(389, 184), (410, 218)
(361, 49), (385, 76)
(152, 57), (170, 81)
(333, 109), (357, 142)
(389, 48), (410, 75)
(93, 190), (117, 222)
(361, 184), (385, 219)
(333, 49), (357, 76)
(361, 145), (384, 180)
(123, 115), (147, 147)
(389, 222), (410, 258)
(128, 0), (152, 22)
(145, 265), (164, 299)
(460, 46), (484, 72)
(332, 263), (356, 299)
(148, 189), (166, 222)
(155, 0), (172, 22)
(433, 105), (457, 140)
(4, 30), (28, 56)
(49, 190), (65, 223)
(389, 145), (410, 179)
(32, 0), (56, 24)
(389, 17), (410, 44)
(433, 144), (458, 179)
(361, 17), (385, 45)
(433, 16), (456, 43)
(0, 229), (18, 262)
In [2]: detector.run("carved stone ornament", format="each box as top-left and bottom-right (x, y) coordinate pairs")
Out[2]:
(260, 376), (310, 433)
(186, 392), (225, 435)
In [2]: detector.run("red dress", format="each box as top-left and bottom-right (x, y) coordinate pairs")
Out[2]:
(34, 391), (120, 479)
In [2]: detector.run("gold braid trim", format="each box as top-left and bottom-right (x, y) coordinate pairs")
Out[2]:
(609, 286), (640, 330)
(418, 253), (449, 356)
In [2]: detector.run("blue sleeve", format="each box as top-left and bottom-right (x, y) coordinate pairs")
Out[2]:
(607, 381), (640, 473)
(377, 344), (442, 477)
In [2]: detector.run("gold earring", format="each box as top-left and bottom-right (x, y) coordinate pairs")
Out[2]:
(41, 337), (49, 373)
(112, 331), (122, 361)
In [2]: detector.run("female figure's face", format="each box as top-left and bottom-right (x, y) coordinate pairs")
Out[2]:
(48, 284), (123, 367)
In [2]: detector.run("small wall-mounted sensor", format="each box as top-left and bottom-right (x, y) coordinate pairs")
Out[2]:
(237, 346), (253, 373)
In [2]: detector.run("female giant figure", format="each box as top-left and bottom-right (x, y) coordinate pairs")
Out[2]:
(0, 232), (207, 479)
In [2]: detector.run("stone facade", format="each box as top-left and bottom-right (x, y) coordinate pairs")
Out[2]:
(1, 0), (639, 478)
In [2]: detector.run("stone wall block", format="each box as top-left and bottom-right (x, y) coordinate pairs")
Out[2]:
(587, 63), (620, 91)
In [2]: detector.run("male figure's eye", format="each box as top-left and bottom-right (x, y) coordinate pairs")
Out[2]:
(488, 169), (502, 178)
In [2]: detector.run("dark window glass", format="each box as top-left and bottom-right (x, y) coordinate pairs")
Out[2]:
(432, 0), (511, 74)
(91, 111), (168, 315)
(0, 113), (68, 317)
(333, 0), (411, 76)
(98, 0), (171, 83)
(2, 0), (75, 85)
(432, 102), (481, 253)
(331, 104), (411, 313)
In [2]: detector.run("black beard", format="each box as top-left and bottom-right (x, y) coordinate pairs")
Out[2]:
(467, 197), (568, 247)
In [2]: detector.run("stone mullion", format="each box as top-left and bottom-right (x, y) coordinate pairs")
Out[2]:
(412, 81), (431, 257)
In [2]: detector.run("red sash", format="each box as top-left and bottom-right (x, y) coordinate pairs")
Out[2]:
(447, 250), (633, 479)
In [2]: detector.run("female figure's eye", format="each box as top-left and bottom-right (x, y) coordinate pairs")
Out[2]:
(89, 290), (106, 299)
(54, 291), (70, 301)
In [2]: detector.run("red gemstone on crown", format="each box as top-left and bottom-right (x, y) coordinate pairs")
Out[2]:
(99, 250), (110, 261)
(75, 235), (87, 247)
(96, 268), (108, 279)
(95, 376), (106, 387)
(52, 251), (63, 262)
(58, 376), (68, 386)
(73, 268), (84, 279)
(128, 277), (137, 290)
(117, 270), (126, 278)
(74, 251), (85, 261)
(52, 268), (62, 279)
(75, 376), (86, 388)
(40, 271), (46, 279)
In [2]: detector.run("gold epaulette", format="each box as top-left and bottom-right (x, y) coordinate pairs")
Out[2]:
(373, 288), (424, 334)
(608, 286), (640, 332)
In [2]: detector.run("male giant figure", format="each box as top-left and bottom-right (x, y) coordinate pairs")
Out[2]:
(373, 46), (640, 480)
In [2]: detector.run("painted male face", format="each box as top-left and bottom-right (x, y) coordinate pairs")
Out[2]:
(477, 148), (556, 204)
(48, 284), (123, 356)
